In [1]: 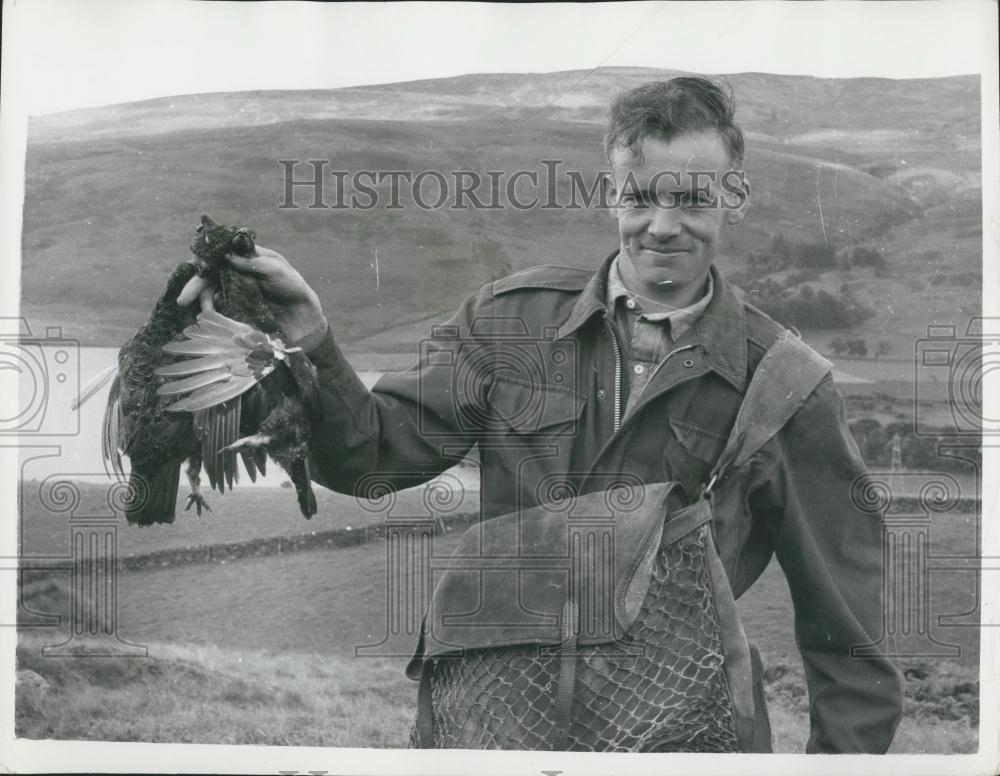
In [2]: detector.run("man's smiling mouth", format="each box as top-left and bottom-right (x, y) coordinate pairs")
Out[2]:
(641, 246), (692, 256)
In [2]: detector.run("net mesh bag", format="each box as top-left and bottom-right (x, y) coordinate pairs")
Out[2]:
(408, 525), (740, 752)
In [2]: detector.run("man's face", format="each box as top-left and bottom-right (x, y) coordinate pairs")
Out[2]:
(609, 131), (748, 306)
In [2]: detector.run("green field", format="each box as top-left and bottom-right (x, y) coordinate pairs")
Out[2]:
(18, 479), (472, 560)
(15, 629), (978, 753)
(16, 480), (981, 752)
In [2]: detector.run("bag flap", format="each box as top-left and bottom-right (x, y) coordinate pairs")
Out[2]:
(418, 482), (686, 662)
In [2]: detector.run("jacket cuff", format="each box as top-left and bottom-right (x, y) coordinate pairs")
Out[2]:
(295, 318), (336, 367)
(300, 322), (371, 404)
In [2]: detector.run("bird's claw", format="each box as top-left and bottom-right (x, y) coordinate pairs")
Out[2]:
(184, 492), (213, 516)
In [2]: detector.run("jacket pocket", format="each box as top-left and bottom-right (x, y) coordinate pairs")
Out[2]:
(664, 419), (727, 494)
(485, 375), (585, 434)
(668, 419), (727, 464)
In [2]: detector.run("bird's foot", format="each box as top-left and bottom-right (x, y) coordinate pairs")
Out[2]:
(222, 434), (272, 452)
(184, 490), (212, 516)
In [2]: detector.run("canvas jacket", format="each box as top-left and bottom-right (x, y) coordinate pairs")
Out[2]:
(303, 252), (904, 754)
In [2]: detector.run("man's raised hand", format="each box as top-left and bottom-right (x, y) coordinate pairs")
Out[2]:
(177, 246), (328, 348)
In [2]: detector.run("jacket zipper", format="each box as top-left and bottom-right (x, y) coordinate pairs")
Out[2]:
(613, 342), (702, 436)
(633, 343), (700, 407)
(604, 319), (624, 433)
(605, 322), (700, 433)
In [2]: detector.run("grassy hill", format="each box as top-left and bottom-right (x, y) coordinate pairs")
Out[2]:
(15, 630), (978, 752)
(16, 492), (980, 752)
(20, 69), (979, 356)
(16, 634), (414, 747)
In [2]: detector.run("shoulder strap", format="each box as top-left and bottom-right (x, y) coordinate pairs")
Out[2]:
(705, 330), (832, 496)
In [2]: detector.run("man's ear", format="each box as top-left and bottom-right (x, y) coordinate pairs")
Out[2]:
(601, 172), (618, 218)
(725, 171), (751, 225)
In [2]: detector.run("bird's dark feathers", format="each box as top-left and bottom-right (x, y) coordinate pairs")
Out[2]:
(106, 216), (320, 524)
(108, 261), (200, 524)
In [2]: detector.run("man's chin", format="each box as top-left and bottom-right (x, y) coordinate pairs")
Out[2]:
(630, 258), (686, 283)
(630, 249), (694, 276)
(622, 263), (679, 288)
(640, 273), (682, 289)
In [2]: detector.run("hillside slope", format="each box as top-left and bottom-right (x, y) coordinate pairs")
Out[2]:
(20, 70), (979, 352)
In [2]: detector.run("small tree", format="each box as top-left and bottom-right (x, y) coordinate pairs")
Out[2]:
(830, 337), (847, 356)
(876, 341), (891, 360)
(846, 338), (869, 358)
(770, 233), (793, 266)
(850, 417), (889, 466)
(851, 246), (881, 267)
(902, 435), (939, 470)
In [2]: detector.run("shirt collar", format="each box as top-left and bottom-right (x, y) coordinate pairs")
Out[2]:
(556, 251), (748, 391)
(605, 254), (714, 341)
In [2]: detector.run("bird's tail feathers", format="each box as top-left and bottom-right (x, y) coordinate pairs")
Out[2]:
(125, 463), (181, 525)
(73, 364), (119, 410)
(291, 458), (317, 518)
(238, 447), (267, 482)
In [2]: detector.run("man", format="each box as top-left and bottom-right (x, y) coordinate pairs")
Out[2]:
(180, 77), (903, 752)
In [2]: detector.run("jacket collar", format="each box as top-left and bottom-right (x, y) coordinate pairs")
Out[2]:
(690, 265), (748, 391)
(557, 251), (748, 392)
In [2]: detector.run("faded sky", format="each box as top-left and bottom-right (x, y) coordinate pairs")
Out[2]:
(2, 0), (996, 116)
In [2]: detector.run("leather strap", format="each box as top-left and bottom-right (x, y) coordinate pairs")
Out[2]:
(659, 498), (713, 548)
(416, 661), (435, 748)
(696, 329), (830, 750)
(551, 598), (579, 750)
(706, 330), (831, 496)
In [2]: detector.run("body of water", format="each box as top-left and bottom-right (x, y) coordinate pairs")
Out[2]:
(14, 346), (384, 487)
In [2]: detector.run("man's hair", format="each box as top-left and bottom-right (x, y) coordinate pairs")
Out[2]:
(604, 77), (745, 168)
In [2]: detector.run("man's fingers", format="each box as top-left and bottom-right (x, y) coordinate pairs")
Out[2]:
(226, 245), (287, 275)
(199, 283), (216, 312)
(254, 246), (284, 260)
(178, 275), (213, 307)
(225, 254), (266, 274)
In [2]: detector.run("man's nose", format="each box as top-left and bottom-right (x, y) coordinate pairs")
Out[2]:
(647, 206), (683, 238)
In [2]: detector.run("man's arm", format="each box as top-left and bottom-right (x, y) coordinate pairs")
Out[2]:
(301, 291), (487, 496)
(751, 375), (904, 753)
(187, 247), (484, 497)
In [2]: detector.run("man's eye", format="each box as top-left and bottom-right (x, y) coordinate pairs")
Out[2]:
(620, 196), (647, 209)
(683, 192), (714, 208)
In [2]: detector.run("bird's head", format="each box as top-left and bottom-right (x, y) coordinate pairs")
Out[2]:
(190, 215), (258, 276)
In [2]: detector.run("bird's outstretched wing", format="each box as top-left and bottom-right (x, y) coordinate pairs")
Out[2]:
(155, 310), (296, 491)
(156, 310), (299, 413)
